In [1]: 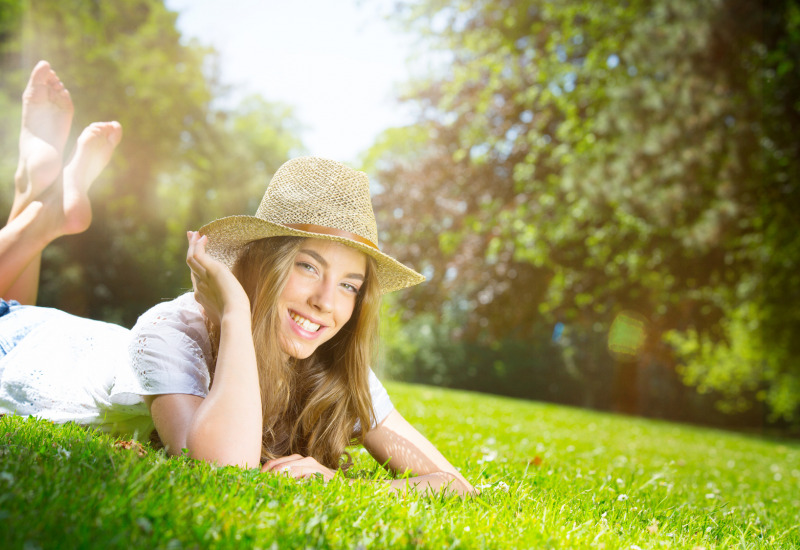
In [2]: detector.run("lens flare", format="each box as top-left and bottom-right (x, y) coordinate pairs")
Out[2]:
(608, 311), (647, 359)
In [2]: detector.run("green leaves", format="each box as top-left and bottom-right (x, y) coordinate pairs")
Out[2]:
(367, 0), (799, 421)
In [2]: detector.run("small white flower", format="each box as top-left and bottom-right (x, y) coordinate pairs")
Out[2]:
(617, 494), (629, 501)
(630, 545), (643, 550)
(705, 493), (716, 499)
(479, 449), (498, 463)
(464, 526), (470, 532)
(496, 481), (510, 492)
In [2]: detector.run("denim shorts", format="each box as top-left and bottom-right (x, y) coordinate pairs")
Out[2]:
(0, 299), (49, 357)
(0, 299), (18, 317)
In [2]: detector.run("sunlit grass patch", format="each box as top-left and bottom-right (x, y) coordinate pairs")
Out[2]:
(1, 382), (798, 549)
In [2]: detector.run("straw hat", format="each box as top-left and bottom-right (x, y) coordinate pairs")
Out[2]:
(199, 156), (425, 294)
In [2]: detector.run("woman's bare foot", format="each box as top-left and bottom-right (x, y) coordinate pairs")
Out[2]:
(12, 61), (74, 218)
(58, 121), (123, 235)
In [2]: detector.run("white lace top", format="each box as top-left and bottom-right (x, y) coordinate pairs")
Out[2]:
(0, 293), (394, 437)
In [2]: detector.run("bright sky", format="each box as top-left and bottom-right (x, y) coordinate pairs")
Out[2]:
(164, 0), (420, 164)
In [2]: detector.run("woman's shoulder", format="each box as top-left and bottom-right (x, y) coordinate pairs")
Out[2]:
(120, 292), (212, 399)
(130, 292), (210, 357)
(133, 292), (205, 331)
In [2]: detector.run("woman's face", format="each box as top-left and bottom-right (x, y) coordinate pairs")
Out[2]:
(277, 238), (368, 359)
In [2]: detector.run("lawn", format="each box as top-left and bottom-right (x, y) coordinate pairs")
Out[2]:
(1, 381), (798, 549)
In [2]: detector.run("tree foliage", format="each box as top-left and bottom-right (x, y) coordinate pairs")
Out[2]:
(0, 0), (303, 325)
(366, 0), (798, 421)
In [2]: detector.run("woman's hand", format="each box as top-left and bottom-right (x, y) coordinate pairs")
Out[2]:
(186, 231), (250, 325)
(261, 454), (337, 482)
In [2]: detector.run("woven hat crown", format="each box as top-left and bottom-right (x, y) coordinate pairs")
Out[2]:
(199, 156), (425, 293)
(257, 157), (379, 247)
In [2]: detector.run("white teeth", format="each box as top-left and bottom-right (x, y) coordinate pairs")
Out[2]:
(290, 312), (321, 332)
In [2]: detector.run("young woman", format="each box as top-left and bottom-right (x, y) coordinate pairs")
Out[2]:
(0, 61), (473, 495)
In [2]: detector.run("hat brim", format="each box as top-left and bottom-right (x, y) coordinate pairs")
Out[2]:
(199, 215), (425, 294)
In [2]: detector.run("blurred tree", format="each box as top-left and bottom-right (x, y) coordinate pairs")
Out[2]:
(671, 0), (800, 421)
(0, 0), (302, 325)
(367, 0), (798, 421)
(757, 0), (800, 421)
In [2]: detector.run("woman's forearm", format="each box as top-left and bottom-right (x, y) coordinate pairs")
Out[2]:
(363, 410), (476, 497)
(186, 309), (262, 468)
(386, 472), (475, 496)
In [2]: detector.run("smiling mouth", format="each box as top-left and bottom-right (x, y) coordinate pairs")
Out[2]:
(290, 311), (321, 332)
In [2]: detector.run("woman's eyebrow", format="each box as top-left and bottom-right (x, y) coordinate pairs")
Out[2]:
(299, 249), (328, 267)
(299, 249), (365, 280)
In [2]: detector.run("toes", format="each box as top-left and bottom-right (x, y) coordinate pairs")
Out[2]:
(24, 61), (73, 112)
(28, 60), (53, 86)
(54, 87), (72, 110)
(27, 63), (59, 95)
(83, 121), (123, 146)
(106, 121), (123, 146)
(49, 85), (72, 108)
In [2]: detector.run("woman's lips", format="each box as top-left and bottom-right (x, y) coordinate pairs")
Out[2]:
(288, 310), (327, 339)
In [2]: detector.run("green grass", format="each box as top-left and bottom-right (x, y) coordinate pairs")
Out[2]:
(1, 382), (798, 549)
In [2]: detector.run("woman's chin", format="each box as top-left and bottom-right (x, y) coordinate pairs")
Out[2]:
(278, 337), (315, 361)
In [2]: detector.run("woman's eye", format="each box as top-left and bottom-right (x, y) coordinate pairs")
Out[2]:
(297, 262), (317, 273)
(341, 282), (359, 294)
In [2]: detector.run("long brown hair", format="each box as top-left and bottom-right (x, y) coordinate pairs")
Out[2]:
(207, 236), (381, 469)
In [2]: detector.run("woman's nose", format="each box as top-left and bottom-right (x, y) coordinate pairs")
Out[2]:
(308, 281), (334, 313)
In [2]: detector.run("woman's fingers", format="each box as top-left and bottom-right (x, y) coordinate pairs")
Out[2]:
(186, 231), (208, 273)
(285, 466), (325, 480)
(188, 231), (227, 293)
(184, 230), (250, 327)
(187, 231), (232, 283)
(186, 231), (216, 316)
(186, 232), (203, 275)
(277, 464), (330, 480)
(262, 454), (304, 471)
(261, 455), (335, 481)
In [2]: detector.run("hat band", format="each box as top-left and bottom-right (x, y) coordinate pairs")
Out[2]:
(284, 223), (379, 251)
